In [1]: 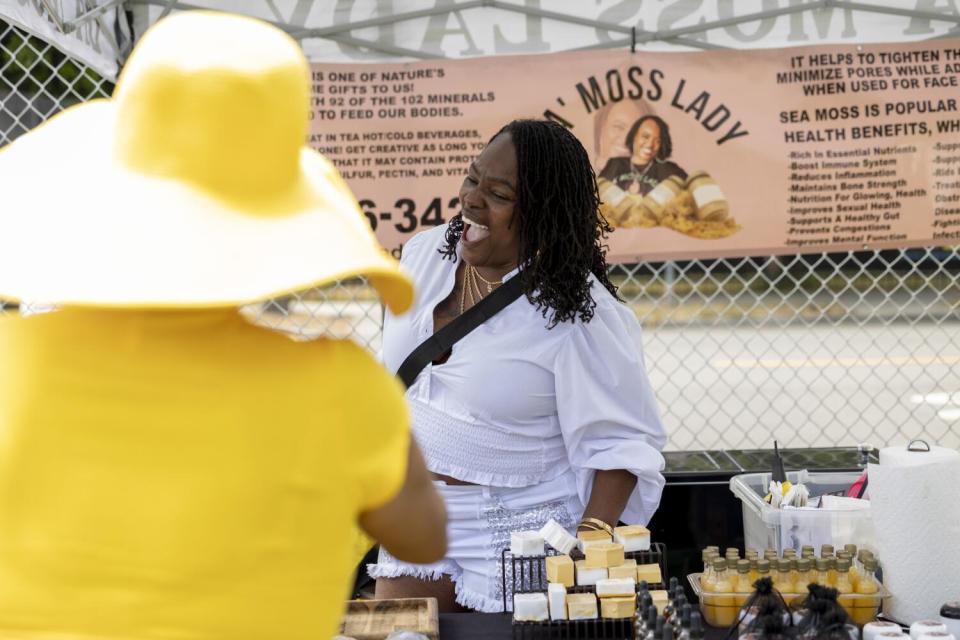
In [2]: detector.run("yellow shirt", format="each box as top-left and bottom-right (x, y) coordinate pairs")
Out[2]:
(0, 308), (409, 640)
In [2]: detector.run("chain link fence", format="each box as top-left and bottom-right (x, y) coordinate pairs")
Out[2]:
(3, 17), (959, 452)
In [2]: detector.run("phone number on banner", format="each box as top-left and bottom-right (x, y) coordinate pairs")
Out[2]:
(359, 197), (460, 233)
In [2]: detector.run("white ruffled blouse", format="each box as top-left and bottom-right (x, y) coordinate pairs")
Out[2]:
(381, 224), (667, 525)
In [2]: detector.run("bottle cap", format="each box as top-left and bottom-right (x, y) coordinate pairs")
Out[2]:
(797, 558), (812, 571)
(816, 558), (830, 572)
(745, 548), (759, 559)
(837, 558), (852, 571)
(844, 543), (858, 556)
(705, 546), (720, 554)
(764, 549), (778, 560)
(737, 559), (751, 573)
(836, 551), (852, 562)
(827, 557), (837, 570)
(801, 545), (815, 555)
(757, 559), (771, 572)
(941, 601), (960, 620)
(783, 548), (798, 558)
(711, 558), (727, 571)
(821, 544), (835, 556)
(863, 557), (878, 572)
(778, 558), (792, 572)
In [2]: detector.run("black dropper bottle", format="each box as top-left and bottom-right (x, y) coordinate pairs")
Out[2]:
(689, 611), (705, 640)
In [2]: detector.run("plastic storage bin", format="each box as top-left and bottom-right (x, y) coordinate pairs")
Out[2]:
(729, 470), (875, 554)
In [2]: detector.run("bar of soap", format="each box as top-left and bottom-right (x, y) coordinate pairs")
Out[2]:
(596, 577), (637, 598)
(636, 563), (662, 584)
(649, 589), (669, 613)
(513, 592), (549, 621)
(546, 554), (575, 588)
(608, 558), (638, 579)
(566, 592), (598, 620)
(585, 542), (625, 569)
(577, 529), (612, 551)
(575, 560), (608, 586)
(600, 595), (637, 619)
(539, 519), (578, 554)
(548, 582), (567, 621)
(510, 530), (544, 557)
(614, 524), (651, 552)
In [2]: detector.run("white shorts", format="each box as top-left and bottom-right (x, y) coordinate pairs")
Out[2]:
(367, 472), (584, 612)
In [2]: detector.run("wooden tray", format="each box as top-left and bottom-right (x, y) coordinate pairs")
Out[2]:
(339, 598), (439, 640)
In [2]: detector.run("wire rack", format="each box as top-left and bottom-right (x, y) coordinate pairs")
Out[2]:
(504, 542), (667, 639)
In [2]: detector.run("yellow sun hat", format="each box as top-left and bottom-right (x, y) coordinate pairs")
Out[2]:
(0, 11), (412, 314)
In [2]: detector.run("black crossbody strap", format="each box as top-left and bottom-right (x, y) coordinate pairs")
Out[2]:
(397, 275), (523, 389)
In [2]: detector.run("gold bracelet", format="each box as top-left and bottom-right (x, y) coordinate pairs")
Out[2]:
(578, 517), (614, 537)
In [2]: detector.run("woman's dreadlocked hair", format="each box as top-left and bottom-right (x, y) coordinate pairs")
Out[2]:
(439, 119), (620, 328)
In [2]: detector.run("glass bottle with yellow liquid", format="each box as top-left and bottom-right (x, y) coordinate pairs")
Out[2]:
(834, 558), (855, 617)
(826, 556), (838, 587)
(733, 560), (753, 608)
(815, 558), (831, 587)
(748, 557), (759, 583)
(836, 551), (857, 589)
(755, 558), (772, 583)
(795, 558), (814, 593)
(850, 556), (881, 626)
(773, 558), (795, 595)
(702, 548), (717, 573)
(703, 558), (736, 627)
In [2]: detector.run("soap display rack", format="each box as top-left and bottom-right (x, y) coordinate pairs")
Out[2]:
(503, 542), (668, 610)
(511, 616), (637, 640)
(504, 543), (668, 640)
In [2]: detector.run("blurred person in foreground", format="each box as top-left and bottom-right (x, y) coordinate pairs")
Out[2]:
(372, 119), (667, 612)
(0, 11), (445, 640)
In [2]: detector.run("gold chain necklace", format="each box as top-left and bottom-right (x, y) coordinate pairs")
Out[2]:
(469, 266), (503, 294)
(458, 265), (503, 315)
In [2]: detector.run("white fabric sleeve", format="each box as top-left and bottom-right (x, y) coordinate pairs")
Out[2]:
(376, 229), (428, 364)
(554, 296), (667, 525)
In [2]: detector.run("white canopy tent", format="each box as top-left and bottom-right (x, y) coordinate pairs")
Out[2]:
(3, 1), (959, 81)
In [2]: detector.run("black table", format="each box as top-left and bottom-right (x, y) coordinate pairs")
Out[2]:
(439, 613), (730, 639)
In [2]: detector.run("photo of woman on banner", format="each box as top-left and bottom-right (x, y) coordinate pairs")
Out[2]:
(592, 98), (654, 173)
(370, 119), (667, 613)
(0, 11), (447, 640)
(599, 114), (687, 197)
(596, 114), (741, 239)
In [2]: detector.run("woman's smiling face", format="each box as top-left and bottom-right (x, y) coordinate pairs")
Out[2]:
(631, 118), (662, 166)
(459, 132), (521, 271)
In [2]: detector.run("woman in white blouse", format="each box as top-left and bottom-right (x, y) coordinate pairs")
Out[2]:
(371, 119), (667, 612)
